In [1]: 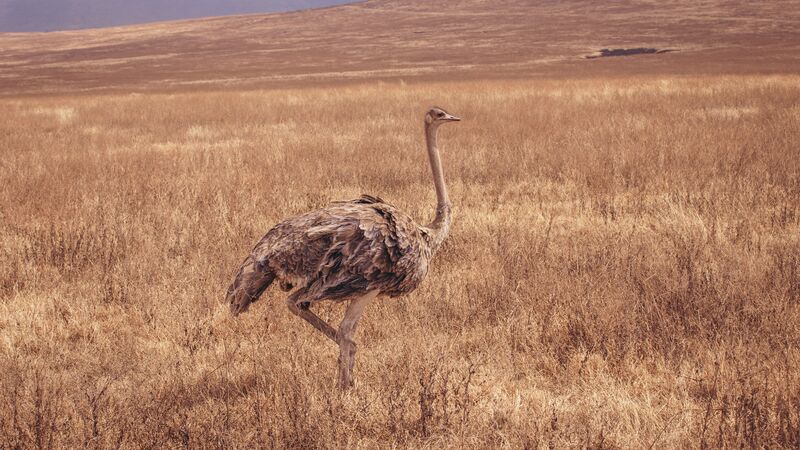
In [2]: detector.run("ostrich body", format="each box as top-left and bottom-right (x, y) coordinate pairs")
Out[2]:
(226, 107), (460, 389)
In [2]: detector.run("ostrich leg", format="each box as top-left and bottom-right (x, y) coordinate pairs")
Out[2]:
(337, 290), (378, 389)
(286, 288), (337, 343)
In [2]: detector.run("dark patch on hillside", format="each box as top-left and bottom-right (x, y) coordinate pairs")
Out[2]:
(585, 48), (678, 59)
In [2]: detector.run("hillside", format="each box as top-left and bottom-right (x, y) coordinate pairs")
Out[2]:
(1, 0), (799, 95)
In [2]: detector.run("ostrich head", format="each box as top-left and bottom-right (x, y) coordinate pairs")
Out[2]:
(425, 106), (461, 127)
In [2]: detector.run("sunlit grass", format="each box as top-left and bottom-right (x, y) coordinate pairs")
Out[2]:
(1, 76), (799, 448)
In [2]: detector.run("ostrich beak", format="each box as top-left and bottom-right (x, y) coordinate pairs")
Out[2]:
(444, 113), (461, 122)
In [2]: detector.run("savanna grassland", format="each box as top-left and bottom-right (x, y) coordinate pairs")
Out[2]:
(1, 76), (800, 448)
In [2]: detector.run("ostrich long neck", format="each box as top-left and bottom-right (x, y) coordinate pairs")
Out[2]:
(425, 122), (452, 251)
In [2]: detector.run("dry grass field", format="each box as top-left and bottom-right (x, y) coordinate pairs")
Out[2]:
(1, 75), (799, 448)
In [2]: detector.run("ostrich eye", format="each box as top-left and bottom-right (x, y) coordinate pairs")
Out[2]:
(436, 111), (444, 118)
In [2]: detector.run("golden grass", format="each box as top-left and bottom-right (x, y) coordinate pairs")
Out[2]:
(1, 76), (799, 448)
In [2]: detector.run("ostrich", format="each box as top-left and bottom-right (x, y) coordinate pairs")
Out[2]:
(226, 106), (461, 389)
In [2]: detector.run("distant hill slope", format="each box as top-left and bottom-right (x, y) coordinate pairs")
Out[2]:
(0, 0), (354, 32)
(1, 0), (799, 94)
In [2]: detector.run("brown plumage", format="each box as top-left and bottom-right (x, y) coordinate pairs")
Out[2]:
(225, 107), (461, 389)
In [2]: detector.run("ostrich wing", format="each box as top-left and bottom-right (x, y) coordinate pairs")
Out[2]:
(252, 195), (431, 303)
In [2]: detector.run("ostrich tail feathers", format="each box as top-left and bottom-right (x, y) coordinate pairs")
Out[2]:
(226, 255), (275, 316)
